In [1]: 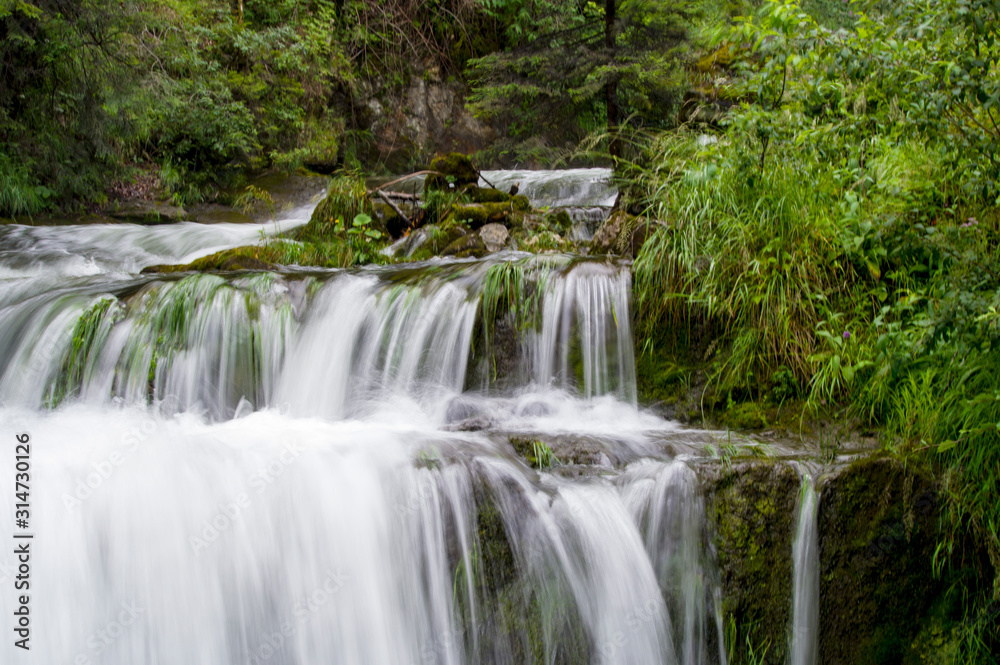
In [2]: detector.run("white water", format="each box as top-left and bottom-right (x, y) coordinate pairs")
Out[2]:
(479, 169), (617, 209)
(0, 171), (764, 665)
(790, 474), (820, 665)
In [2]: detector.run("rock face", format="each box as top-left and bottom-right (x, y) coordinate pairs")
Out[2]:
(818, 457), (958, 665)
(360, 71), (493, 171)
(704, 461), (800, 664)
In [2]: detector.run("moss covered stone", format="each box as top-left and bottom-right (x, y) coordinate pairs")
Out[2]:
(142, 247), (278, 273)
(818, 457), (957, 665)
(425, 152), (480, 191)
(465, 185), (511, 203)
(442, 232), (487, 259)
(443, 202), (518, 230)
(704, 461), (799, 664)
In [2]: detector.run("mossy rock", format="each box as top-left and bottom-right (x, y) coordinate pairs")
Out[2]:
(141, 247), (277, 273)
(818, 457), (957, 665)
(425, 152), (480, 192)
(464, 185), (511, 204)
(544, 209), (573, 234)
(704, 461), (799, 664)
(442, 232), (487, 259)
(443, 202), (517, 230)
(296, 175), (379, 242)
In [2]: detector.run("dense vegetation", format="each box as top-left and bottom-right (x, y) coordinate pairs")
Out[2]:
(630, 0), (1000, 659)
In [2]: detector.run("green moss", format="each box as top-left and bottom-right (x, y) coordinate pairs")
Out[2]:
(636, 352), (693, 405)
(464, 185), (511, 203)
(544, 209), (573, 233)
(443, 202), (518, 229)
(140, 241), (355, 273)
(707, 462), (798, 665)
(721, 401), (769, 430)
(425, 153), (480, 191)
(817, 457), (978, 665)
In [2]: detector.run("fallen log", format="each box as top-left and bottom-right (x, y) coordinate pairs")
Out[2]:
(375, 191), (421, 202)
(375, 189), (411, 228)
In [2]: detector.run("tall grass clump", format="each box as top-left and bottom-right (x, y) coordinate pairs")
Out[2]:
(634, 127), (852, 394)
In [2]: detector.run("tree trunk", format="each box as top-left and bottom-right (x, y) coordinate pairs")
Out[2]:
(605, 0), (621, 159)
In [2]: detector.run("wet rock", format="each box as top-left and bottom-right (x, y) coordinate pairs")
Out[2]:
(186, 204), (253, 225)
(479, 223), (509, 253)
(453, 416), (493, 432)
(445, 397), (485, 424)
(590, 210), (656, 257)
(106, 201), (189, 224)
(817, 457), (970, 665)
(703, 461), (799, 665)
(442, 232), (487, 259)
(515, 400), (553, 418)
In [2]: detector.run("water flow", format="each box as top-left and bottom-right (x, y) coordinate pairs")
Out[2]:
(0, 257), (638, 419)
(621, 460), (727, 665)
(790, 474), (820, 665)
(0, 169), (756, 665)
(479, 169), (617, 208)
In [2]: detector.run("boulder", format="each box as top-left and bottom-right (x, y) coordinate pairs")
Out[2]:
(425, 152), (480, 192)
(442, 232), (488, 259)
(106, 201), (189, 224)
(590, 210), (655, 257)
(478, 223), (509, 253)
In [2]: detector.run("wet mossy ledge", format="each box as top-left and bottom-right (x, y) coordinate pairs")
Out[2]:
(142, 153), (640, 274)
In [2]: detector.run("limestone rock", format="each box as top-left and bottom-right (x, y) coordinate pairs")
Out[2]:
(478, 223), (509, 253)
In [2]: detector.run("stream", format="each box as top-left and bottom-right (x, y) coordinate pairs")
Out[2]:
(0, 170), (819, 664)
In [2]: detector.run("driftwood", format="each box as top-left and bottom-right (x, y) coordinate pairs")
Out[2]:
(376, 191), (421, 202)
(375, 189), (411, 228)
(472, 161), (498, 190)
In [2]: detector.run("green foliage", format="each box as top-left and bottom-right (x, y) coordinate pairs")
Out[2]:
(467, 0), (694, 158)
(509, 436), (560, 469)
(632, 0), (1000, 654)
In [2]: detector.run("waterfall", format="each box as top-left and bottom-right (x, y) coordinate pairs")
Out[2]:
(789, 474), (820, 665)
(0, 169), (825, 665)
(479, 169), (617, 209)
(621, 460), (728, 665)
(0, 256), (638, 419)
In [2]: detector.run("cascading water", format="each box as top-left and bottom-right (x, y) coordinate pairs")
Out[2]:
(789, 474), (820, 665)
(0, 170), (813, 664)
(480, 168), (617, 239)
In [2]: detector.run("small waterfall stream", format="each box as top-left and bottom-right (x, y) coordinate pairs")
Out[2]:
(0, 170), (822, 664)
(790, 474), (820, 665)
